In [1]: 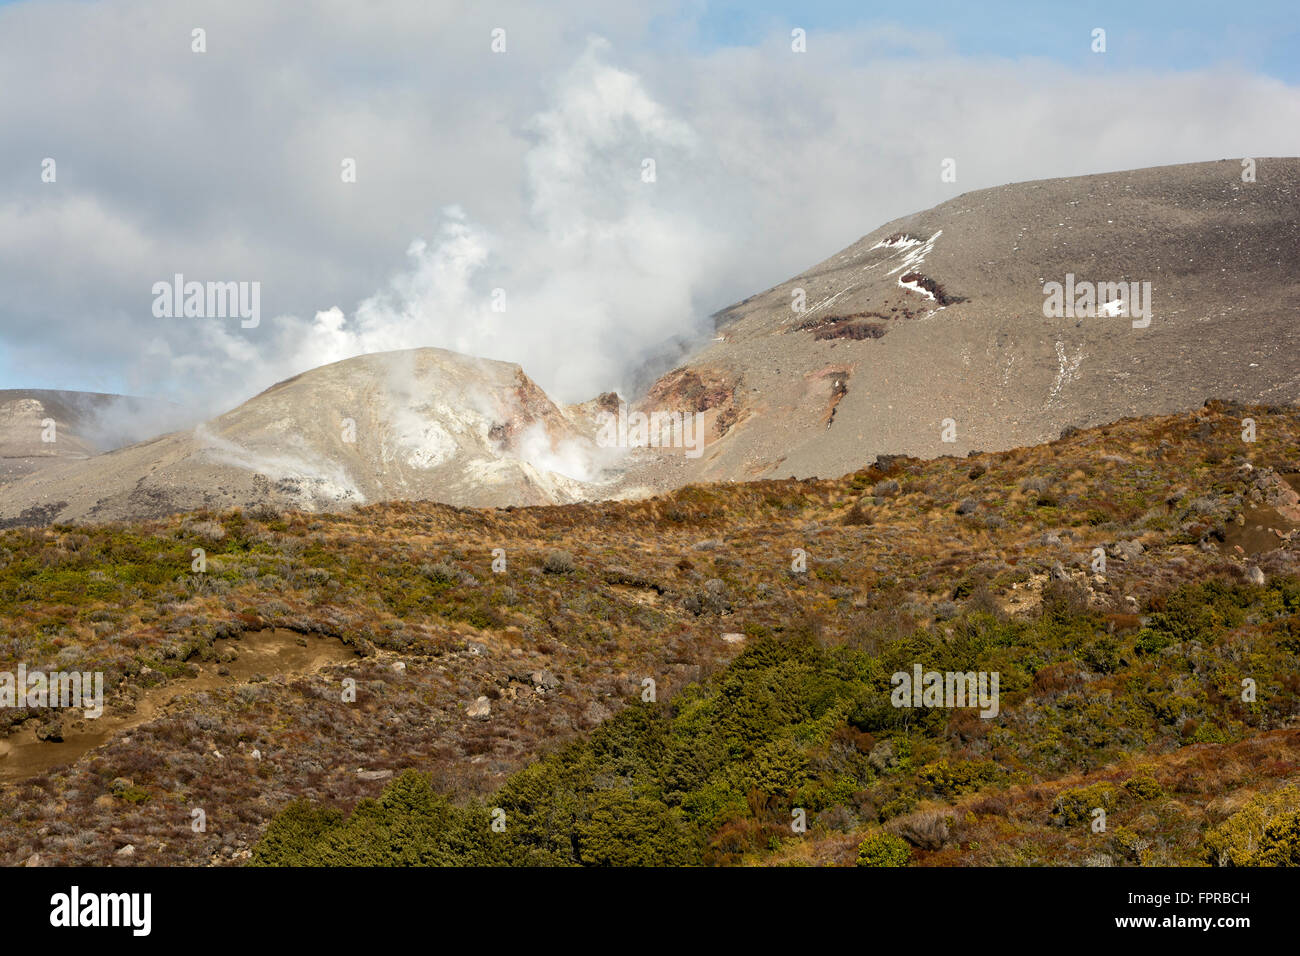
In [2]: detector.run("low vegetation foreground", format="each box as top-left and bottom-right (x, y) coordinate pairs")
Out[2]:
(2, 400), (1298, 867)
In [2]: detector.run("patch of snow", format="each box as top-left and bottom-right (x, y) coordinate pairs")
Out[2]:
(885, 230), (942, 276)
(794, 288), (849, 321)
(898, 276), (935, 299)
(870, 235), (923, 251)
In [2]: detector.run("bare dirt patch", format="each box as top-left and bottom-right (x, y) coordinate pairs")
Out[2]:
(0, 628), (357, 784)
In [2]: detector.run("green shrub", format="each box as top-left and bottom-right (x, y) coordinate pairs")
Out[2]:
(918, 759), (1000, 798)
(246, 569), (1300, 868)
(574, 791), (696, 866)
(1053, 783), (1116, 828)
(1191, 722), (1231, 744)
(1203, 786), (1300, 866)
(251, 800), (346, 866)
(1255, 812), (1300, 866)
(420, 560), (459, 585)
(856, 831), (911, 867)
(1123, 774), (1164, 801)
(1134, 626), (1175, 656)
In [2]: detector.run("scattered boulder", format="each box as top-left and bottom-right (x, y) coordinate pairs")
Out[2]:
(467, 696), (491, 720)
(684, 579), (732, 615)
(1110, 539), (1144, 562)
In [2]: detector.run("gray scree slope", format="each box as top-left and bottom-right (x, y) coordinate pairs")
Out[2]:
(624, 158), (1300, 491)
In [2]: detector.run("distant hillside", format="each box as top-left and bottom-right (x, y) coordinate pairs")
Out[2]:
(0, 349), (615, 526)
(626, 157), (1300, 490)
(0, 389), (174, 487)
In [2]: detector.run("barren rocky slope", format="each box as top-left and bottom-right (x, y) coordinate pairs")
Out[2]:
(0, 390), (167, 487)
(0, 350), (615, 525)
(628, 158), (1300, 490)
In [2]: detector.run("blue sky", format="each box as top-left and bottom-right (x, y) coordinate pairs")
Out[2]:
(3, 0), (1295, 81)
(667, 0), (1300, 81)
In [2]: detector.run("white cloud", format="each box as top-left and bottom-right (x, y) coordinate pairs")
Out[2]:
(1, 1), (1297, 422)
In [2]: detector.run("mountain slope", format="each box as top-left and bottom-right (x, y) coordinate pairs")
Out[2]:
(0, 349), (611, 525)
(0, 389), (172, 487)
(627, 157), (1300, 489)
